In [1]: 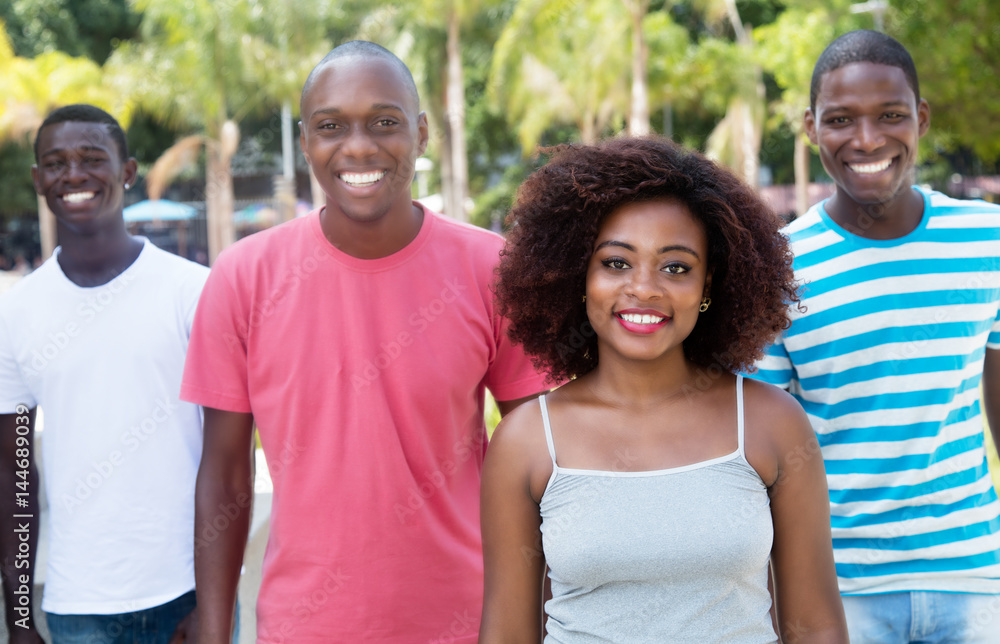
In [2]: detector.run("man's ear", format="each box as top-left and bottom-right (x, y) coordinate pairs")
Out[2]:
(298, 122), (311, 166)
(417, 111), (429, 157)
(804, 108), (818, 145)
(123, 158), (138, 189)
(917, 98), (930, 138)
(31, 165), (42, 195)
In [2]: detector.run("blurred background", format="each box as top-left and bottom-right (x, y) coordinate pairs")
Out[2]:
(1, 0), (997, 268)
(1, 2), (998, 639)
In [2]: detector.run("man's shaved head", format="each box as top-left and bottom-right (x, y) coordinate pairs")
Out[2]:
(810, 30), (919, 111)
(300, 41), (420, 118)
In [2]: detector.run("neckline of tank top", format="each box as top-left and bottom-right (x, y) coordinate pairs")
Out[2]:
(551, 447), (745, 478)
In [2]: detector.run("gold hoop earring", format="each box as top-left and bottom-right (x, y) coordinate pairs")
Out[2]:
(582, 295), (587, 303)
(699, 297), (711, 313)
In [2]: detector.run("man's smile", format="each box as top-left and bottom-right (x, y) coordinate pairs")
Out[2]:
(339, 170), (387, 187)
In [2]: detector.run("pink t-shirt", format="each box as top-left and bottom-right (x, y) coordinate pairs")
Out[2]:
(181, 205), (550, 643)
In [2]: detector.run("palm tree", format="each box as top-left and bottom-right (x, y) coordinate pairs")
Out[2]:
(755, 7), (838, 216)
(106, 0), (263, 263)
(357, 0), (487, 222)
(242, 0), (367, 217)
(695, 0), (766, 187)
(622, 0), (652, 136)
(490, 0), (631, 153)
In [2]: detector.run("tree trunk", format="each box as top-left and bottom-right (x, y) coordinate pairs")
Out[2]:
(445, 8), (468, 221)
(581, 108), (597, 145)
(437, 66), (454, 218)
(794, 130), (809, 218)
(37, 196), (57, 261)
(278, 101), (296, 223)
(739, 100), (760, 189)
(439, 120), (454, 216)
(205, 142), (235, 264)
(627, 0), (651, 136)
(724, 0), (763, 189)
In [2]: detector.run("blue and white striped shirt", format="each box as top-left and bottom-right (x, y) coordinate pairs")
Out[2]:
(754, 186), (1000, 595)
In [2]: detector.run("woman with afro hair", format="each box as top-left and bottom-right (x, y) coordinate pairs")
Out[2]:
(479, 136), (848, 643)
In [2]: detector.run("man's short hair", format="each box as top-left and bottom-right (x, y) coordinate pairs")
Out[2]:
(810, 30), (920, 111)
(299, 41), (420, 117)
(34, 104), (129, 162)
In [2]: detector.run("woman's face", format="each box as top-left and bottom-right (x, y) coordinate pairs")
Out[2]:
(585, 198), (711, 367)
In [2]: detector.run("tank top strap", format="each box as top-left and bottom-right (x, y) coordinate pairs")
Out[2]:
(538, 394), (558, 468)
(736, 374), (746, 457)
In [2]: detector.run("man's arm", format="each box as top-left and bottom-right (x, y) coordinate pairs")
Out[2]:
(982, 349), (1000, 451)
(195, 408), (254, 644)
(0, 408), (44, 643)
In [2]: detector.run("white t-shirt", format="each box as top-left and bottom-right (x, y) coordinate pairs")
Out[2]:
(0, 239), (209, 614)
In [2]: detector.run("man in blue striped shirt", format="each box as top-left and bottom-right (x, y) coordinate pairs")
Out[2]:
(754, 30), (1000, 642)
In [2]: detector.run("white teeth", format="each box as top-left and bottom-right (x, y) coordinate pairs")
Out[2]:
(849, 159), (891, 174)
(340, 171), (386, 187)
(620, 313), (666, 324)
(63, 191), (95, 203)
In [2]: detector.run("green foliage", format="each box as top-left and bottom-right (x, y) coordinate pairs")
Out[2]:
(889, 0), (1000, 161)
(0, 0), (138, 62)
(3, 0), (998, 226)
(0, 141), (38, 219)
(490, 0), (631, 151)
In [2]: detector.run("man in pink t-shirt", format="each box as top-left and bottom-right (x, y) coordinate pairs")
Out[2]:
(181, 41), (551, 644)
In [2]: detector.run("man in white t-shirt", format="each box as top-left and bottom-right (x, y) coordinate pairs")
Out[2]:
(0, 104), (210, 644)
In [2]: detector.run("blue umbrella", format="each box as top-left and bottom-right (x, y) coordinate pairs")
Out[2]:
(123, 199), (197, 222)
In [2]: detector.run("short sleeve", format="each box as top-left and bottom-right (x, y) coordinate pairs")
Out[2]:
(483, 314), (554, 402)
(988, 307), (1000, 349)
(0, 315), (36, 412)
(749, 335), (794, 390)
(180, 261), (253, 413)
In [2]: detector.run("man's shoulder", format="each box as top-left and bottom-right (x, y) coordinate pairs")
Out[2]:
(143, 241), (210, 278)
(922, 186), (1000, 219)
(780, 204), (833, 256)
(214, 215), (315, 268)
(782, 203), (825, 234)
(425, 208), (504, 250)
(0, 258), (59, 311)
(427, 210), (504, 270)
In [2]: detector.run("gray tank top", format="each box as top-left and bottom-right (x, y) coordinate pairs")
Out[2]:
(539, 375), (778, 643)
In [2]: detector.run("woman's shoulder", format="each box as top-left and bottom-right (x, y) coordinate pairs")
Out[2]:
(741, 377), (816, 486)
(741, 376), (806, 425)
(487, 396), (556, 502)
